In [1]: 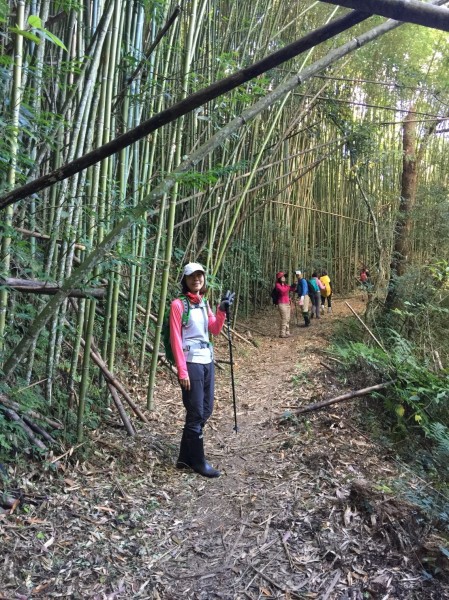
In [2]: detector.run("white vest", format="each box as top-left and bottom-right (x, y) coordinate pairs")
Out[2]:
(182, 299), (213, 363)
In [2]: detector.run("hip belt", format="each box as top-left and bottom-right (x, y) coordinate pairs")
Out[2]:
(183, 341), (211, 351)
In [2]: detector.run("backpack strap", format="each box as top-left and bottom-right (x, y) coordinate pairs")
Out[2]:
(178, 294), (208, 327)
(178, 295), (190, 326)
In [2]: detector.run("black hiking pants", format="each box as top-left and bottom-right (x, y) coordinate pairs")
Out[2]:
(182, 362), (215, 437)
(321, 293), (332, 309)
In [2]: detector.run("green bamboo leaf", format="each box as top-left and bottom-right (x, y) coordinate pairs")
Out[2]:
(27, 15), (42, 28)
(9, 26), (40, 44)
(42, 29), (68, 52)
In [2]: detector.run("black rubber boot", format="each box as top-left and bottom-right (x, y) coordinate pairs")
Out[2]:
(303, 313), (310, 327)
(186, 434), (220, 478)
(176, 431), (191, 470)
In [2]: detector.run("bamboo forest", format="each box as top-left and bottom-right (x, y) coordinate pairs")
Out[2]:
(1, 0), (449, 597)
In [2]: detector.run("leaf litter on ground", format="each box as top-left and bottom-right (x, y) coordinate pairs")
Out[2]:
(1, 295), (448, 599)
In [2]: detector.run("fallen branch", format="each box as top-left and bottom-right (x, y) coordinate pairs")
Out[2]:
(22, 416), (57, 444)
(345, 301), (386, 351)
(319, 361), (337, 374)
(0, 277), (106, 299)
(220, 329), (238, 348)
(14, 227), (86, 250)
(323, 355), (346, 366)
(285, 380), (396, 415)
(234, 322), (270, 337)
(50, 443), (84, 464)
(80, 339), (149, 424)
(64, 309), (148, 425)
(225, 326), (255, 347)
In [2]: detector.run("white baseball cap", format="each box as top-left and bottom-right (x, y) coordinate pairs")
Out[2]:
(182, 262), (205, 277)
(295, 270), (302, 275)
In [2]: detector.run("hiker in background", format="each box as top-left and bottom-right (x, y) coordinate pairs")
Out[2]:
(360, 266), (370, 288)
(169, 262), (234, 478)
(310, 271), (325, 319)
(275, 271), (293, 338)
(295, 270), (311, 327)
(320, 269), (332, 314)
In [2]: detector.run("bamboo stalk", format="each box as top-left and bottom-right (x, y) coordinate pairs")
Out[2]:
(0, 0), (25, 347)
(14, 227), (86, 250)
(107, 383), (135, 436)
(345, 301), (386, 351)
(0, 393), (63, 430)
(78, 339), (148, 423)
(321, 0), (449, 32)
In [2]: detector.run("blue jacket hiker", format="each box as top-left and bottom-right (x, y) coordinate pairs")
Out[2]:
(295, 270), (311, 327)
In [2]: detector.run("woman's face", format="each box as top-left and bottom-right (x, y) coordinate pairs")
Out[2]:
(280, 275), (286, 283)
(185, 271), (204, 293)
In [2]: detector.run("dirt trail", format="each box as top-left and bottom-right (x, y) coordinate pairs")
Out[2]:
(1, 297), (448, 599)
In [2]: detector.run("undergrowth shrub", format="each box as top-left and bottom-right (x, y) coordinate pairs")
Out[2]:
(0, 380), (62, 463)
(386, 261), (449, 365)
(332, 331), (449, 470)
(0, 410), (29, 457)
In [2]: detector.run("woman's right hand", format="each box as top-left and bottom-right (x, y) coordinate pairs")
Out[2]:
(179, 376), (190, 391)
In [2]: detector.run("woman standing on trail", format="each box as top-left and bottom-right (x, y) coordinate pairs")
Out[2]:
(169, 262), (234, 478)
(320, 269), (332, 314)
(275, 271), (293, 338)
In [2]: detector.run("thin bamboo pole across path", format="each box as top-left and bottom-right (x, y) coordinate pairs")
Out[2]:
(320, 0), (449, 32)
(285, 381), (396, 415)
(0, 278), (106, 299)
(271, 201), (372, 224)
(0, 9), (370, 210)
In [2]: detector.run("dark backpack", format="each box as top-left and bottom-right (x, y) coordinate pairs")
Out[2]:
(162, 295), (190, 365)
(271, 287), (280, 305)
(307, 279), (316, 298)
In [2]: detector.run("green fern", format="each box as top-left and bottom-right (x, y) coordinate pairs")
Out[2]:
(331, 329), (449, 461)
(429, 422), (449, 457)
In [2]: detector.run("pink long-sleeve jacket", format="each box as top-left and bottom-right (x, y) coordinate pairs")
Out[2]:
(169, 297), (226, 380)
(275, 282), (294, 304)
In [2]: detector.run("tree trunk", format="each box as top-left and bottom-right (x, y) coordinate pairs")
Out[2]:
(385, 109), (417, 308)
(395, 108), (417, 277)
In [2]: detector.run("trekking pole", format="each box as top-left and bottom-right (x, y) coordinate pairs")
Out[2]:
(225, 305), (238, 433)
